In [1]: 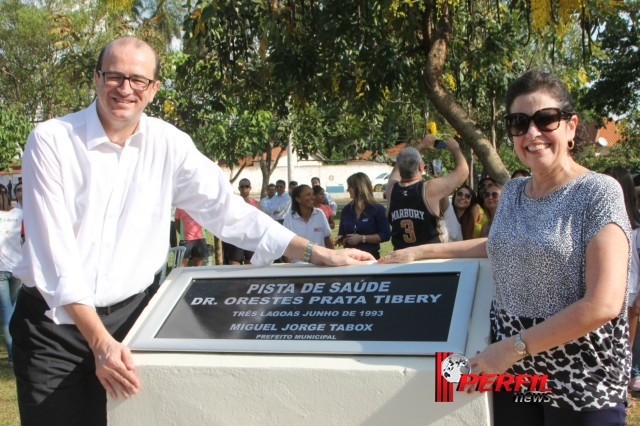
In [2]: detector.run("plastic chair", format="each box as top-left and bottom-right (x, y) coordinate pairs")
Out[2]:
(159, 246), (186, 284)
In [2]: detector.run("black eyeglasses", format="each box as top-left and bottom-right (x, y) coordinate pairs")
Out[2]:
(484, 191), (500, 199)
(97, 71), (155, 91)
(504, 107), (574, 137)
(456, 191), (471, 200)
(239, 185), (250, 189)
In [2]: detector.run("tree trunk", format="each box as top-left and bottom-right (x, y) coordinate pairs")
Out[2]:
(258, 141), (286, 198)
(423, 9), (510, 184)
(214, 236), (223, 265)
(228, 163), (247, 185)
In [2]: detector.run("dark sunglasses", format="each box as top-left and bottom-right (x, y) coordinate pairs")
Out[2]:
(504, 107), (574, 137)
(239, 184), (250, 189)
(456, 191), (471, 199)
(484, 191), (500, 199)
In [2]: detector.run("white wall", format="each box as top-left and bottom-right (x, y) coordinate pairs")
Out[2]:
(221, 155), (391, 196)
(0, 173), (21, 195)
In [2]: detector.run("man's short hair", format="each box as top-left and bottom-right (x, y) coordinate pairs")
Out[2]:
(268, 183), (276, 188)
(289, 180), (298, 186)
(239, 178), (251, 186)
(276, 180), (286, 186)
(96, 37), (161, 80)
(396, 147), (422, 179)
(311, 177), (320, 184)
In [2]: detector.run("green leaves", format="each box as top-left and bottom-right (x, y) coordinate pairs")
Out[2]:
(0, 105), (32, 171)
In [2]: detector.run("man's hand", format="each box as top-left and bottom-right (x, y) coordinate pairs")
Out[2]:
(441, 136), (462, 153)
(66, 303), (142, 400)
(93, 336), (141, 399)
(310, 246), (375, 265)
(414, 135), (438, 152)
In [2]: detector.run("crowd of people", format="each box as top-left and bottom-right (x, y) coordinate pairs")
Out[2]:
(2, 36), (639, 426)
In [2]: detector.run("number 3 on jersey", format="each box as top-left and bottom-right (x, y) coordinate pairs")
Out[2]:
(400, 219), (417, 244)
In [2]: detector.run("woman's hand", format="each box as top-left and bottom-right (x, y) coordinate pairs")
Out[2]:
(343, 233), (362, 246)
(463, 338), (522, 392)
(631, 293), (640, 318)
(469, 339), (521, 375)
(378, 248), (417, 264)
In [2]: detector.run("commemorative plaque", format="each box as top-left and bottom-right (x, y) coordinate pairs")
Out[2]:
(125, 261), (479, 355)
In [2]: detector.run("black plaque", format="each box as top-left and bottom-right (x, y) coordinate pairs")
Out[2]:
(155, 273), (459, 342)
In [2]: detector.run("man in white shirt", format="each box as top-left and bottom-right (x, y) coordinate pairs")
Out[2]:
(268, 179), (291, 224)
(11, 37), (373, 426)
(259, 183), (277, 219)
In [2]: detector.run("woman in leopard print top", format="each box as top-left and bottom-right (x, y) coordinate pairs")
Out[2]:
(381, 69), (630, 424)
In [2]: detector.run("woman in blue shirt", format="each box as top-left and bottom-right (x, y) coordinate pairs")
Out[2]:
(337, 173), (391, 259)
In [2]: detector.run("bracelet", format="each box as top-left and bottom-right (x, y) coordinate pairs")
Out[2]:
(362, 234), (366, 243)
(302, 241), (315, 263)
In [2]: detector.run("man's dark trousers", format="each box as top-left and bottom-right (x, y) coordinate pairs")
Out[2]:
(10, 283), (157, 426)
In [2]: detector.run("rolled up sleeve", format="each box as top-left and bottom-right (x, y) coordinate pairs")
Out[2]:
(172, 142), (295, 266)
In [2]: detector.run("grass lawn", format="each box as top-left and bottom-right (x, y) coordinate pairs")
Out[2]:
(0, 335), (19, 426)
(2, 204), (638, 423)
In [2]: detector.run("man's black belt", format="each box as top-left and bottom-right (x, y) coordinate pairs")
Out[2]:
(95, 291), (145, 315)
(21, 282), (159, 316)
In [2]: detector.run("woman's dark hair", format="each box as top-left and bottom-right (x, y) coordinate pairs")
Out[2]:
(291, 184), (311, 216)
(312, 185), (324, 196)
(505, 68), (587, 152)
(603, 166), (640, 229)
(0, 184), (10, 211)
(453, 184), (478, 210)
(452, 184), (478, 240)
(511, 169), (531, 178)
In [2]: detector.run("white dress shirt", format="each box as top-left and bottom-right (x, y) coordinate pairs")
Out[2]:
(259, 196), (277, 219)
(15, 102), (295, 324)
(269, 192), (291, 221)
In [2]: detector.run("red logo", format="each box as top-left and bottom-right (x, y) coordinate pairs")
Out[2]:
(435, 352), (552, 403)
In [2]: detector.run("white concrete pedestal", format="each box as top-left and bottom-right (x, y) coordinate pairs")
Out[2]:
(108, 353), (490, 425)
(108, 259), (494, 425)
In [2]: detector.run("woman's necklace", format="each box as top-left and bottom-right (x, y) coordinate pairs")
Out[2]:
(527, 163), (580, 198)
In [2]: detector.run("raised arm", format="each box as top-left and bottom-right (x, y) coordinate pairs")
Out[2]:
(422, 137), (469, 217)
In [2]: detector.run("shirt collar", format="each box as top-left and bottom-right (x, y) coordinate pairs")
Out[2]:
(292, 208), (319, 220)
(85, 101), (148, 150)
